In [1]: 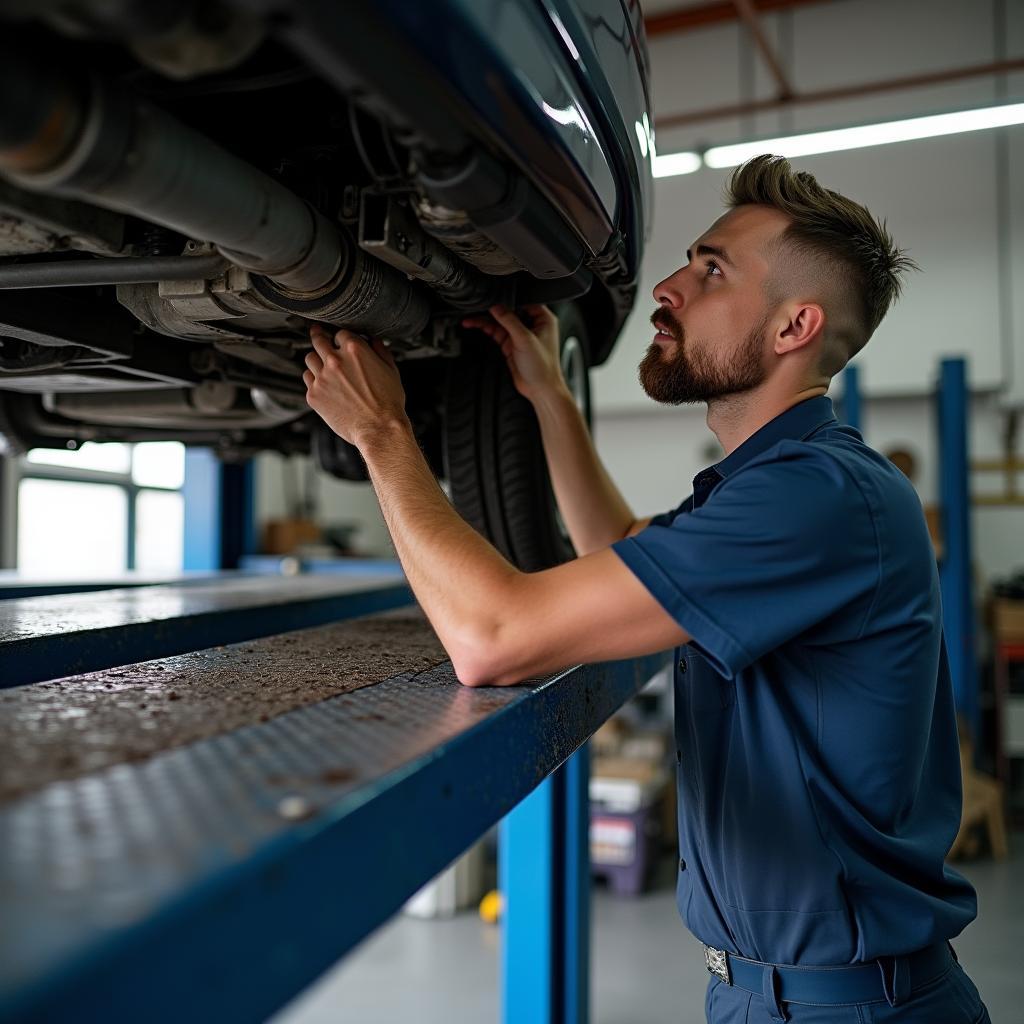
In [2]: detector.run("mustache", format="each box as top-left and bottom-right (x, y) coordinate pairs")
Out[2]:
(650, 308), (682, 341)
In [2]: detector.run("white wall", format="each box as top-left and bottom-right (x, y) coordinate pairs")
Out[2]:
(255, 451), (393, 558)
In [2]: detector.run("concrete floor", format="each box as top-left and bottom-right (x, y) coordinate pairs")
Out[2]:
(275, 838), (1023, 1024)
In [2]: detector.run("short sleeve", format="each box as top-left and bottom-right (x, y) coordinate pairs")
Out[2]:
(612, 443), (879, 678)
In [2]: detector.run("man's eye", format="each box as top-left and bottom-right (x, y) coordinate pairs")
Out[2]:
(705, 261), (722, 277)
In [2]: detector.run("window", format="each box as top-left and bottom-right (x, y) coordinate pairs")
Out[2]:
(13, 442), (185, 576)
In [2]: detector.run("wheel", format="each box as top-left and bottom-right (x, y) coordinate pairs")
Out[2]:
(310, 360), (447, 483)
(443, 303), (591, 572)
(311, 420), (369, 481)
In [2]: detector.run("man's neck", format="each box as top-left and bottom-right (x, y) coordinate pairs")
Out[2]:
(706, 383), (829, 455)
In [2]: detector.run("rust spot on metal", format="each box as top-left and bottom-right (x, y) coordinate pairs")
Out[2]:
(0, 610), (446, 803)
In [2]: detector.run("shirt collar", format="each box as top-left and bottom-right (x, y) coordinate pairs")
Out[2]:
(690, 396), (838, 509)
(714, 395), (838, 479)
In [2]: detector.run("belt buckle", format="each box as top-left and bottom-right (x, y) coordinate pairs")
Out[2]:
(704, 944), (732, 985)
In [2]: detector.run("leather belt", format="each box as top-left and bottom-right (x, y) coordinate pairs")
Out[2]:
(703, 941), (954, 1007)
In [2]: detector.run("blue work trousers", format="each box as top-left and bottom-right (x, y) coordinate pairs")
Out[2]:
(705, 960), (990, 1023)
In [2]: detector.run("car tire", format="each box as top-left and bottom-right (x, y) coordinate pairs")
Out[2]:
(443, 303), (591, 572)
(312, 420), (370, 481)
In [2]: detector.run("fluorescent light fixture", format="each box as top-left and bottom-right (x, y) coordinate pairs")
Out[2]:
(649, 101), (1024, 178)
(653, 150), (701, 177)
(703, 101), (1024, 168)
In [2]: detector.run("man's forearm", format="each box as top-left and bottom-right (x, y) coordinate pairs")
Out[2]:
(531, 385), (639, 555)
(301, 320), (678, 686)
(359, 418), (519, 670)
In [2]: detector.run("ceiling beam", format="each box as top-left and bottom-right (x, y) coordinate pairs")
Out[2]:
(732, 0), (794, 98)
(644, 0), (828, 38)
(654, 58), (1024, 131)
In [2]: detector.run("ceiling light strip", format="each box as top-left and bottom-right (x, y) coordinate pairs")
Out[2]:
(652, 101), (1024, 178)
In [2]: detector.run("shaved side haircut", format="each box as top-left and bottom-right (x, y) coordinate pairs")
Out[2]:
(724, 154), (917, 375)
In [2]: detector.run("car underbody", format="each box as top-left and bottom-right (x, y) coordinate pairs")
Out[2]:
(0, 0), (651, 567)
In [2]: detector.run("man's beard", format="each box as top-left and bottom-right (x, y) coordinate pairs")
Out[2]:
(638, 309), (769, 405)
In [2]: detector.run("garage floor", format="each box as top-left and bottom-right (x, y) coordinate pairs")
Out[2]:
(275, 836), (1023, 1023)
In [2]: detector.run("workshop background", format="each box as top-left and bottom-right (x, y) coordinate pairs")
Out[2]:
(1, 0), (1022, 1022)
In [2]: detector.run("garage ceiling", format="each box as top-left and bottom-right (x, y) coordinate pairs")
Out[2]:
(640, 0), (1023, 131)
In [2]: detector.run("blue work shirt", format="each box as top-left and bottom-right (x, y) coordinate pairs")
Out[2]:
(612, 395), (977, 966)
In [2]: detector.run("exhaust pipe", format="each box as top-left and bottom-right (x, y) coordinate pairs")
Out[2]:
(0, 42), (341, 292)
(0, 36), (431, 338)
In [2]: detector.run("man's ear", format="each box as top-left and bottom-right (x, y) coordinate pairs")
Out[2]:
(774, 303), (825, 355)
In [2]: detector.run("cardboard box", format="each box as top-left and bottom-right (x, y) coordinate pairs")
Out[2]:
(592, 756), (668, 814)
(262, 518), (321, 555)
(994, 599), (1024, 644)
(593, 755), (662, 784)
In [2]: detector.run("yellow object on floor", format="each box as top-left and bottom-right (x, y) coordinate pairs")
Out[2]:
(479, 889), (503, 924)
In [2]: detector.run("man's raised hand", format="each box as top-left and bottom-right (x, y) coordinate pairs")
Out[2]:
(460, 304), (567, 404)
(303, 325), (409, 448)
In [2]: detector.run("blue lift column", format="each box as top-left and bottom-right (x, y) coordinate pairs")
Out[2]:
(183, 449), (255, 570)
(937, 357), (978, 738)
(500, 744), (591, 1024)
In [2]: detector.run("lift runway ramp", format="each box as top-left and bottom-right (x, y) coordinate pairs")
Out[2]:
(0, 573), (413, 688)
(0, 576), (666, 1023)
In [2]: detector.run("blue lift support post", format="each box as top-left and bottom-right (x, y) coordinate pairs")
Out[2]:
(501, 744), (591, 1024)
(183, 449), (256, 571)
(937, 357), (978, 739)
(183, 448), (224, 571)
(0, 592), (665, 1023)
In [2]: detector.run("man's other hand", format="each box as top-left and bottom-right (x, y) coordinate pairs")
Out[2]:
(461, 304), (566, 404)
(304, 325), (409, 448)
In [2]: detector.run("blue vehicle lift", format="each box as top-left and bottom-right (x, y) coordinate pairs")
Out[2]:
(0, 450), (665, 1023)
(838, 358), (978, 737)
(0, 586), (662, 1023)
(937, 357), (978, 737)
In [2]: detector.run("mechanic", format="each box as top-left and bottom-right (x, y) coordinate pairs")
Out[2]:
(301, 154), (989, 1023)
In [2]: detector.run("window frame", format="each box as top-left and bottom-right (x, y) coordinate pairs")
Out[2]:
(11, 443), (184, 573)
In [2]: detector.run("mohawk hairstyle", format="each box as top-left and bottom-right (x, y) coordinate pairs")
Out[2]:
(724, 154), (917, 363)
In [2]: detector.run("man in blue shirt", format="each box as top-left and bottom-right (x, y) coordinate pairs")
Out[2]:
(302, 154), (989, 1021)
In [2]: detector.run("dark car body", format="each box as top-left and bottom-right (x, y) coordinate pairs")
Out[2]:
(0, 0), (654, 465)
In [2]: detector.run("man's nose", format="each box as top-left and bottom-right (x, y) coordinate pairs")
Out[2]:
(653, 268), (687, 310)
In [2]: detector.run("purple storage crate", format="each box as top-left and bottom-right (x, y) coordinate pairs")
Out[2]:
(590, 804), (657, 896)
